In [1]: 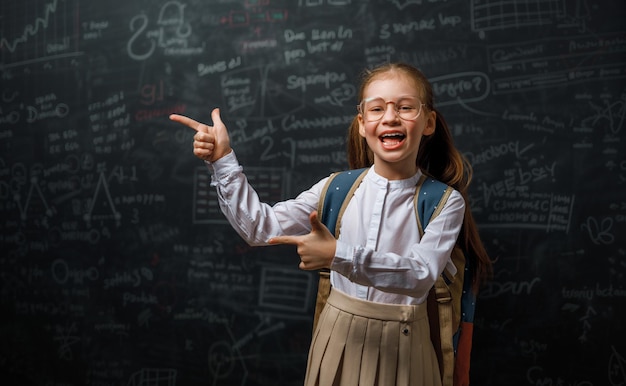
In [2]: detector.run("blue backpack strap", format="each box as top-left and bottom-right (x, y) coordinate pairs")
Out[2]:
(414, 175), (453, 236)
(318, 168), (368, 237)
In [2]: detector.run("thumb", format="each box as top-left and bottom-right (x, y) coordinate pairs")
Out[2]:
(309, 211), (326, 233)
(211, 108), (225, 128)
(209, 107), (232, 161)
(210, 107), (228, 141)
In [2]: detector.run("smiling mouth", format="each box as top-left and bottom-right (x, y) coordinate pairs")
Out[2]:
(380, 133), (406, 145)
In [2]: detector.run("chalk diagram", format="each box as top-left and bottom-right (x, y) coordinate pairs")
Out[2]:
(8, 163), (122, 231)
(84, 171), (121, 227)
(581, 97), (626, 136)
(14, 175), (55, 221)
(609, 345), (626, 385)
(207, 266), (314, 384)
(207, 317), (287, 385)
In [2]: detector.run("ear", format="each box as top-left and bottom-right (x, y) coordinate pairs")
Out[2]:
(358, 115), (367, 137)
(422, 110), (436, 136)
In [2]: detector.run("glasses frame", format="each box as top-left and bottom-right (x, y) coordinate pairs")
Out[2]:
(357, 97), (426, 122)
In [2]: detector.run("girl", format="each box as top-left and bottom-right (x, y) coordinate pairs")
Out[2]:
(170, 62), (491, 386)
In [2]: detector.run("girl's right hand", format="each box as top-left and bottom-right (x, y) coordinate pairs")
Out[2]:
(170, 108), (232, 163)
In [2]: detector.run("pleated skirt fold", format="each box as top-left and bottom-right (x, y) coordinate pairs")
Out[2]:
(305, 289), (441, 386)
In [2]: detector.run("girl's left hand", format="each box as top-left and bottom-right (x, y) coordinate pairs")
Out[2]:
(268, 211), (336, 270)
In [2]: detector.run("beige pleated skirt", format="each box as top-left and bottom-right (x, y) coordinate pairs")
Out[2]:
(304, 289), (441, 386)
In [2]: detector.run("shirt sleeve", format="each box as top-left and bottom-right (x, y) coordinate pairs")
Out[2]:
(330, 190), (465, 300)
(205, 151), (325, 245)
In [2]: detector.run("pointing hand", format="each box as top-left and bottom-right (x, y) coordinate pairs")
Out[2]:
(170, 108), (232, 163)
(268, 211), (337, 270)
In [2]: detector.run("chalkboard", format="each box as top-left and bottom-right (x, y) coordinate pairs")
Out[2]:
(1, 1), (625, 385)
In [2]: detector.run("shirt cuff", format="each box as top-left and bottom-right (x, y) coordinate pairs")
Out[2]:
(331, 240), (357, 281)
(205, 150), (240, 185)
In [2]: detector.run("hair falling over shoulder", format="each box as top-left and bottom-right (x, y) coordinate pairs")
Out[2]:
(347, 62), (493, 290)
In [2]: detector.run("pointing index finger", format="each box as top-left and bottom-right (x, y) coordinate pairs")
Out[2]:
(267, 236), (298, 245)
(169, 114), (208, 132)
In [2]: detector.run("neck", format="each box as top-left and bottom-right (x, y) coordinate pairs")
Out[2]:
(372, 161), (419, 180)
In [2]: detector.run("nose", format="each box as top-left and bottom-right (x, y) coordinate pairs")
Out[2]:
(382, 102), (400, 122)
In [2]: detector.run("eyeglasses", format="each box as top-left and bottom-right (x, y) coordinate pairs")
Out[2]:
(357, 97), (425, 122)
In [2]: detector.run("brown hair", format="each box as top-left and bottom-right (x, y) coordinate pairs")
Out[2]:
(347, 62), (492, 290)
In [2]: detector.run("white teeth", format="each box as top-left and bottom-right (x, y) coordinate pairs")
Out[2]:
(381, 133), (405, 139)
(380, 133), (405, 145)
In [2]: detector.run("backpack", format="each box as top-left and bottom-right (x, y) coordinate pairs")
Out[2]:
(314, 168), (476, 386)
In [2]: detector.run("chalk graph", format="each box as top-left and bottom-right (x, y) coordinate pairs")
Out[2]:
(471, 0), (566, 32)
(0, 0), (81, 70)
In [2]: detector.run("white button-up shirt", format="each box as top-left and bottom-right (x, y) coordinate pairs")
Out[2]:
(207, 151), (465, 305)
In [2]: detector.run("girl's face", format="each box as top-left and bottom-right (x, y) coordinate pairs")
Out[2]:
(358, 72), (436, 180)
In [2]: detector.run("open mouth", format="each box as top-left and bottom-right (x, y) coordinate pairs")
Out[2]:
(380, 133), (406, 146)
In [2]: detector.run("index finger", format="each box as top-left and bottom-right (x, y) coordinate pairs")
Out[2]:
(169, 114), (207, 132)
(267, 236), (299, 245)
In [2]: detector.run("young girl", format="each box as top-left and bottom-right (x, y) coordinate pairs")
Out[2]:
(170, 62), (491, 386)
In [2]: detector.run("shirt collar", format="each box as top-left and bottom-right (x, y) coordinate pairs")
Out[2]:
(366, 166), (424, 189)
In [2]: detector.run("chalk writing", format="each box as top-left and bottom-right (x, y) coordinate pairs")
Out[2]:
(526, 366), (593, 386)
(489, 33), (626, 93)
(51, 258), (99, 285)
(127, 368), (177, 386)
(431, 71), (490, 106)
(480, 277), (541, 298)
(286, 71), (348, 92)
